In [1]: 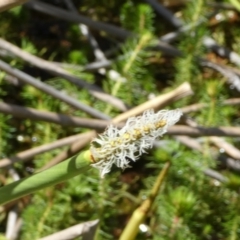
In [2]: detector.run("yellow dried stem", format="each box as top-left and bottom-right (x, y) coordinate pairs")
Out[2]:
(119, 161), (171, 240)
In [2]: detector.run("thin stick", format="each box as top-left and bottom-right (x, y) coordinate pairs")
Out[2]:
(203, 36), (240, 66)
(203, 168), (228, 182)
(145, 0), (183, 28)
(0, 38), (128, 112)
(224, 98), (240, 105)
(168, 125), (240, 137)
(5, 168), (20, 240)
(0, 132), (91, 168)
(39, 132), (95, 171)
(64, 0), (106, 62)
(148, 0), (240, 68)
(0, 59), (110, 120)
(181, 97), (240, 114)
(113, 82), (193, 123)
(200, 59), (240, 92)
(26, 0), (131, 40)
(0, 102), (111, 129)
(210, 136), (240, 160)
(0, 0), (29, 12)
(175, 136), (228, 182)
(149, 0), (240, 68)
(39, 220), (99, 240)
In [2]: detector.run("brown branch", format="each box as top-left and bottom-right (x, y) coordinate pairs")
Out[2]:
(176, 128), (240, 173)
(0, 133), (91, 168)
(0, 38), (128, 112)
(39, 220), (99, 240)
(26, 0), (131, 40)
(168, 125), (240, 137)
(0, 59), (110, 120)
(113, 82), (193, 123)
(210, 136), (240, 160)
(224, 98), (240, 105)
(203, 169), (228, 182)
(0, 0), (29, 12)
(181, 97), (240, 114)
(38, 132), (95, 171)
(176, 136), (228, 182)
(0, 102), (111, 130)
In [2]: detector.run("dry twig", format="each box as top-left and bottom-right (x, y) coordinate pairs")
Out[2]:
(0, 38), (127, 112)
(0, 102), (111, 129)
(39, 220), (99, 240)
(168, 125), (240, 137)
(0, 132), (92, 168)
(26, 0), (131, 40)
(0, 59), (110, 120)
(0, 0), (29, 12)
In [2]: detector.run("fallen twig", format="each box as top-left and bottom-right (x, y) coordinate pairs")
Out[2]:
(0, 38), (128, 112)
(26, 0), (131, 40)
(168, 125), (240, 137)
(0, 0), (29, 12)
(0, 59), (110, 120)
(0, 132), (92, 168)
(203, 36), (240, 67)
(5, 168), (20, 240)
(38, 219), (99, 240)
(200, 59), (240, 91)
(63, 0), (106, 62)
(175, 136), (228, 182)
(145, 0), (183, 28)
(210, 136), (240, 160)
(0, 102), (111, 129)
(181, 97), (240, 114)
(203, 168), (228, 182)
(113, 82), (193, 123)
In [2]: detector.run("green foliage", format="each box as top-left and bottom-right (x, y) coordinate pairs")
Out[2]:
(0, 0), (240, 239)
(109, 33), (156, 107)
(120, 2), (155, 34)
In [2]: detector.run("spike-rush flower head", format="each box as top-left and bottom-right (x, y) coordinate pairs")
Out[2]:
(90, 109), (182, 177)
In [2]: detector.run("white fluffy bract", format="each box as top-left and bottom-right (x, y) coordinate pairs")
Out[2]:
(90, 109), (182, 177)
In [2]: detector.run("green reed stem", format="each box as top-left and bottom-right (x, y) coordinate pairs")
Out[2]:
(0, 150), (91, 205)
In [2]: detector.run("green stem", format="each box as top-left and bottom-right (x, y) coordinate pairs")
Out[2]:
(0, 150), (91, 205)
(229, 0), (240, 11)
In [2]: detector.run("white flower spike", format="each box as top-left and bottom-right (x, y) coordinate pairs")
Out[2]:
(90, 109), (182, 178)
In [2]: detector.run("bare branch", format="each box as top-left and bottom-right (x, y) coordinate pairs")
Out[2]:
(0, 132), (92, 168)
(113, 82), (193, 123)
(0, 38), (128, 112)
(203, 168), (228, 182)
(203, 36), (240, 67)
(0, 102), (111, 129)
(39, 220), (99, 240)
(0, 59), (110, 120)
(0, 0), (29, 12)
(39, 132), (95, 171)
(210, 136), (240, 160)
(145, 0), (183, 28)
(176, 136), (228, 182)
(168, 125), (240, 137)
(26, 0), (131, 40)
